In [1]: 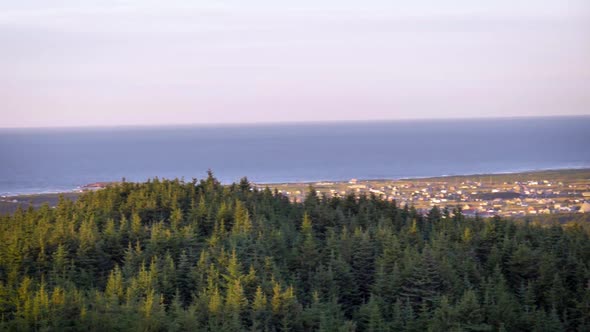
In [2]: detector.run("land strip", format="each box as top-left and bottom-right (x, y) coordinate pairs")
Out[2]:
(255, 168), (590, 218)
(2, 169), (590, 218)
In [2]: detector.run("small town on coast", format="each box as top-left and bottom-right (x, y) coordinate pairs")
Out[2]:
(2, 169), (590, 219)
(256, 169), (590, 219)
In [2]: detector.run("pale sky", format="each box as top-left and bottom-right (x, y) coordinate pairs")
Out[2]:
(1, 0), (589, 127)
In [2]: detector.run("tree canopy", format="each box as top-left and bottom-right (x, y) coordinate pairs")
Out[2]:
(0, 174), (589, 331)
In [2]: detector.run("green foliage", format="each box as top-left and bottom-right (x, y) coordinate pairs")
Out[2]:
(0, 177), (588, 330)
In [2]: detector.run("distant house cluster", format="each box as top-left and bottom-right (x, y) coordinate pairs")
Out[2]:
(260, 175), (590, 218)
(77, 182), (113, 192)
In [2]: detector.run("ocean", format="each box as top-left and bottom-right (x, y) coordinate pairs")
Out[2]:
(1, 116), (589, 195)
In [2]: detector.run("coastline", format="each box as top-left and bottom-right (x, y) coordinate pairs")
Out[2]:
(251, 167), (590, 186)
(3, 116), (588, 198)
(2, 167), (589, 216)
(0, 192), (81, 215)
(3, 167), (589, 196)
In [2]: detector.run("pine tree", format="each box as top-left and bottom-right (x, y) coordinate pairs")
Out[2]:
(207, 286), (224, 332)
(232, 200), (252, 235)
(429, 295), (455, 331)
(225, 279), (247, 331)
(252, 286), (269, 331)
(400, 248), (441, 308)
(176, 250), (194, 307)
(298, 213), (320, 304)
(455, 289), (490, 331)
(105, 265), (124, 304)
(358, 294), (385, 332)
(351, 229), (375, 306)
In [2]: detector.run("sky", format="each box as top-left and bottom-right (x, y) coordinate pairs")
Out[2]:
(1, 0), (589, 128)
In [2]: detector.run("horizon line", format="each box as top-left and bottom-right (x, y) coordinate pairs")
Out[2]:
(1, 114), (589, 130)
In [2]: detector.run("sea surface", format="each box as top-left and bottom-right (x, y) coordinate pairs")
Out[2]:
(1, 117), (589, 195)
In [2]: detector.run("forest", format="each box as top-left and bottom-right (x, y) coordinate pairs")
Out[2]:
(0, 173), (589, 331)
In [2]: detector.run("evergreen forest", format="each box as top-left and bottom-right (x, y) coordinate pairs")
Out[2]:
(1, 173), (589, 331)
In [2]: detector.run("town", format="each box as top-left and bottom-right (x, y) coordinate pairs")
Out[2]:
(256, 169), (590, 218)
(2, 169), (589, 218)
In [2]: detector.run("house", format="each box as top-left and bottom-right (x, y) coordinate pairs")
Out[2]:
(369, 189), (385, 196)
(462, 209), (479, 217)
(539, 208), (551, 214)
(81, 182), (111, 191)
(479, 212), (496, 218)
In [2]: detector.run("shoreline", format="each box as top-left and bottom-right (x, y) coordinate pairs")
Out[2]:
(2, 167), (589, 198)
(251, 167), (590, 186)
(1, 167), (589, 216)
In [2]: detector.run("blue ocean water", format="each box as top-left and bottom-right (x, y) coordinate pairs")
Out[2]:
(1, 117), (589, 195)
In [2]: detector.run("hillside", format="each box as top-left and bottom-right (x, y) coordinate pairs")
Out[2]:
(0, 173), (589, 331)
